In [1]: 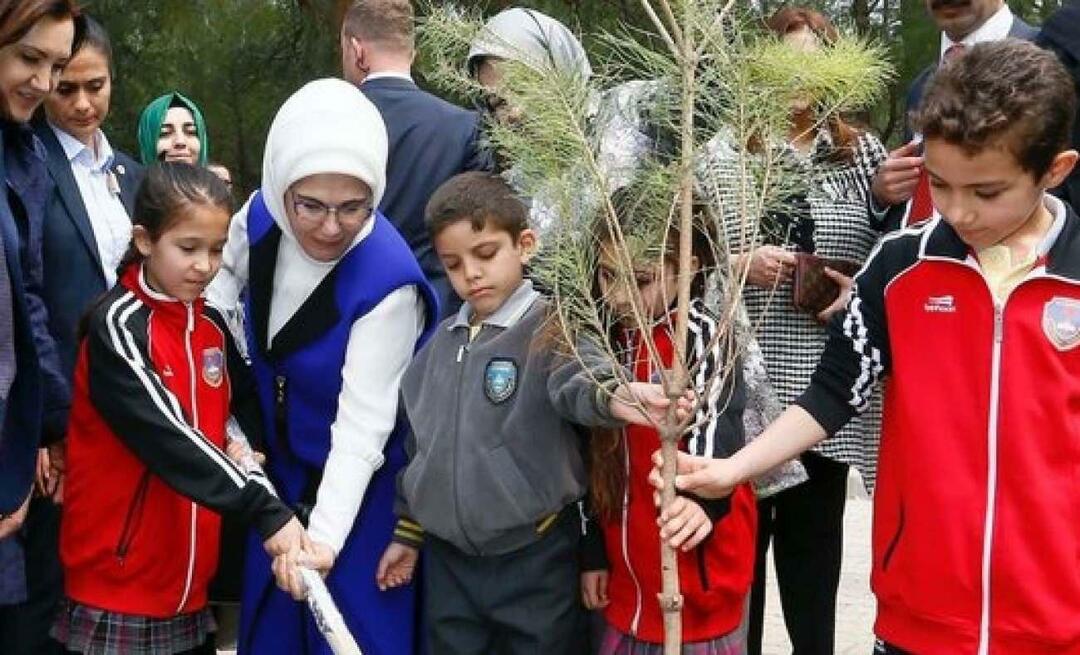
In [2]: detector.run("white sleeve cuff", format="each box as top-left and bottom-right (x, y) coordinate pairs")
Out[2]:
(302, 286), (424, 557)
(307, 451), (381, 555)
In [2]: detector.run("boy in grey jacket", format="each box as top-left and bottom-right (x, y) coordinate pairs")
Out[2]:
(376, 172), (680, 654)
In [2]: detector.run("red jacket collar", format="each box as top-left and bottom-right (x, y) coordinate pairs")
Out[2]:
(119, 263), (202, 327)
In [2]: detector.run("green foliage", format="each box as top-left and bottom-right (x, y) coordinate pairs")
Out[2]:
(746, 37), (895, 115)
(418, 1), (892, 401)
(87, 0), (337, 195)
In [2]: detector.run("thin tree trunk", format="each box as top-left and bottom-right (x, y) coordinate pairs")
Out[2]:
(658, 2), (698, 651)
(852, 0), (871, 35)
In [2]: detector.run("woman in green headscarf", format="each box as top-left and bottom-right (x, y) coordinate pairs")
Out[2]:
(136, 92), (209, 166)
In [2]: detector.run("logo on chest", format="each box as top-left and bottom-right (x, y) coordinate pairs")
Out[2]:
(484, 358), (518, 404)
(202, 347), (224, 388)
(1043, 297), (1080, 351)
(924, 295), (956, 313)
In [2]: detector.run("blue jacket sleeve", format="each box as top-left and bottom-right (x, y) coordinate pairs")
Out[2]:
(15, 190), (69, 445)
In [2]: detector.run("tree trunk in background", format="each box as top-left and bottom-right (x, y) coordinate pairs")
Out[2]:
(852, 0), (871, 35)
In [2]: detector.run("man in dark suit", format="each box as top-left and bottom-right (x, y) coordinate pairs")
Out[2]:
(1038, 0), (1080, 208)
(870, 0), (1039, 228)
(341, 0), (491, 317)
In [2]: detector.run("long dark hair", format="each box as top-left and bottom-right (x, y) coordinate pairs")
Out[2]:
(71, 14), (111, 73)
(587, 188), (717, 521)
(116, 162), (233, 274)
(78, 163), (232, 341)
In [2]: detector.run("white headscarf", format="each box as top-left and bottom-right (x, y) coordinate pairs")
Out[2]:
(467, 8), (592, 81)
(261, 78), (389, 260)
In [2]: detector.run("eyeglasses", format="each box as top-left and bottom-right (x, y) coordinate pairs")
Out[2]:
(290, 192), (373, 229)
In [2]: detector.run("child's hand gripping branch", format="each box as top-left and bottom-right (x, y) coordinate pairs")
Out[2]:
(225, 426), (334, 598)
(609, 381), (695, 428)
(648, 404), (828, 546)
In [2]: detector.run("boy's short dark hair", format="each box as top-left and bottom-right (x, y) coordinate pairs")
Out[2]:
(425, 172), (529, 240)
(915, 39), (1077, 178)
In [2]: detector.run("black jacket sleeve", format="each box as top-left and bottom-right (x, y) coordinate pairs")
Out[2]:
(795, 239), (892, 435)
(682, 302), (747, 522)
(580, 498), (610, 572)
(86, 306), (293, 540)
(392, 399), (424, 548)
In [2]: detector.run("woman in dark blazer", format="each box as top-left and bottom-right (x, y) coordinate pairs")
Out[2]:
(0, 1), (85, 653)
(11, 17), (141, 655)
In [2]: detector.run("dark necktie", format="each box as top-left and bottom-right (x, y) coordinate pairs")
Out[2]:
(905, 43), (969, 226)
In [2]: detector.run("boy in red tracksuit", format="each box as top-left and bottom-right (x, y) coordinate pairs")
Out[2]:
(655, 41), (1080, 654)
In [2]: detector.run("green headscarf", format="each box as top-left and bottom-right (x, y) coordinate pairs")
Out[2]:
(136, 92), (209, 166)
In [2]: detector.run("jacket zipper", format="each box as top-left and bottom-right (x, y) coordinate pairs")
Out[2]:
(176, 303), (198, 614)
(453, 335), (480, 553)
(621, 333), (644, 634)
(115, 470), (152, 562)
(695, 542), (710, 591)
(274, 373), (288, 446)
(976, 301), (1004, 655)
(621, 434), (644, 635)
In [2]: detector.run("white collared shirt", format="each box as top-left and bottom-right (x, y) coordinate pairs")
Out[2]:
(362, 71), (413, 84)
(940, 3), (1014, 59)
(51, 124), (131, 287)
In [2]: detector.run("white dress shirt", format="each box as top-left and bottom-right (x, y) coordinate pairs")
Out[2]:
(940, 4), (1014, 59)
(362, 71), (414, 84)
(51, 124), (131, 287)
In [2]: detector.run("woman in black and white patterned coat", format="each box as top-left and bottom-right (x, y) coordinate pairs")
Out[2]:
(720, 8), (888, 655)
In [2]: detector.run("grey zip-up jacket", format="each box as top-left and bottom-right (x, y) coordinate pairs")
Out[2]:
(397, 281), (621, 556)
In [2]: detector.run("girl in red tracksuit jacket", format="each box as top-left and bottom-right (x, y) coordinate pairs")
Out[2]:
(581, 192), (757, 654)
(52, 163), (303, 655)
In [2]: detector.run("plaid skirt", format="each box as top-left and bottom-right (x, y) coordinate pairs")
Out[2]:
(51, 598), (216, 655)
(597, 619), (747, 655)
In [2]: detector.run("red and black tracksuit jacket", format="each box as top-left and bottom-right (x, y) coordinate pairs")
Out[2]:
(799, 202), (1080, 654)
(584, 300), (757, 643)
(60, 264), (292, 618)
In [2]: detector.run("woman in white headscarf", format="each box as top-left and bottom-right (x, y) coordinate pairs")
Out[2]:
(467, 7), (592, 125)
(208, 78), (437, 655)
(464, 7), (598, 235)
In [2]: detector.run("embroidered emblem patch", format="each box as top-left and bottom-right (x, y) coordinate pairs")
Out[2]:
(202, 348), (224, 387)
(1042, 297), (1080, 351)
(484, 358), (518, 404)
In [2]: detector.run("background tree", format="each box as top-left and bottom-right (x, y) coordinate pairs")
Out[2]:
(89, 0), (338, 194)
(81, 0), (1056, 198)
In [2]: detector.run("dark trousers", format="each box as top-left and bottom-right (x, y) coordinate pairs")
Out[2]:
(424, 515), (587, 655)
(748, 451), (849, 655)
(0, 497), (64, 655)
